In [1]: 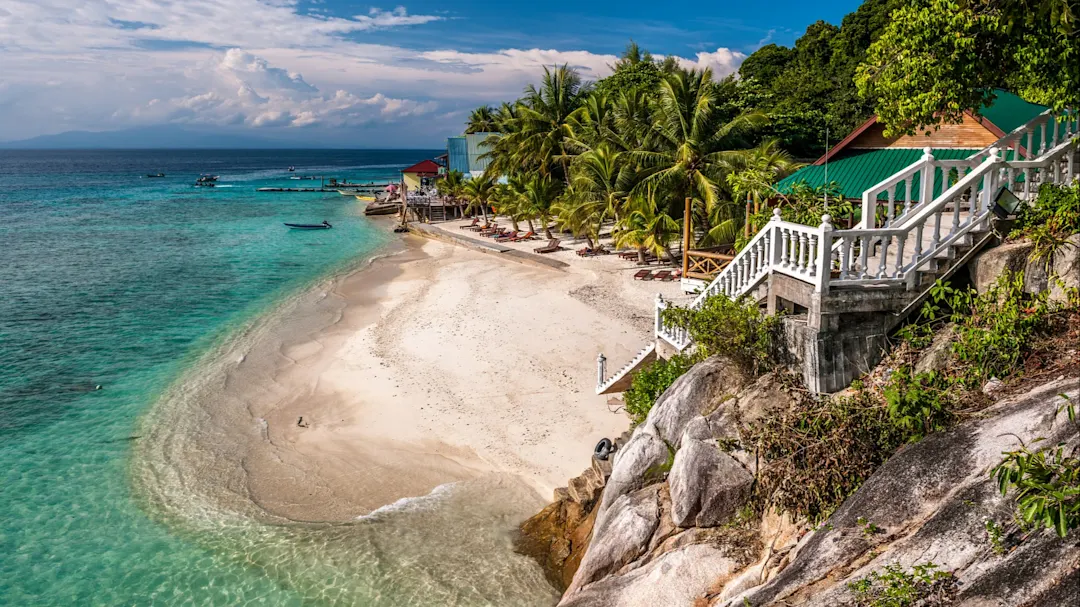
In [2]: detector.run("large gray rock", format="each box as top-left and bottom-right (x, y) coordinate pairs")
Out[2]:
(718, 378), (1080, 607)
(968, 234), (1079, 303)
(968, 241), (1033, 293)
(645, 356), (751, 448)
(598, 356), (753, 516)
(1047, 233), (1080, 304)
(914, 323), (956, 374)
(560, 543), (741, 607)
(669, 433), (754, 528)
(565, 484), (663, 595)
(598, 427), (670, 515)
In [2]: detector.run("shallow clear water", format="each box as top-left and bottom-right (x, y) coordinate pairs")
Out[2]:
(0, 151), (554, 604)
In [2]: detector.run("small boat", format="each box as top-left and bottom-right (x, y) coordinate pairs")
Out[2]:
(146, 173), (165, 178)
(284, 221), (333, 230)
(195, 175), (219, 187)
(288, 166), (295, 172)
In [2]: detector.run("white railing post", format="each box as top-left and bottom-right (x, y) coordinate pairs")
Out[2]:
(769, 208), (783, 265)
(654, 293), (664, 337)
(918, 147), (935, 213)
(597, 353), (606, 390)
(816, 214), (833, 293)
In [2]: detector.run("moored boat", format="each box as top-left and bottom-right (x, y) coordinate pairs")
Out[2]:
(284, 221), (333, 230)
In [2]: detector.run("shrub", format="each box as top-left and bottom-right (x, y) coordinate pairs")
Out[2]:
(623, 354), (693, 424)
(744, 386), (910, 522)
(882, 369), (956, 442)
(662, 294), (782, 376)
(847, 562), (957, 607)
(1011, 181), (1080, 240)
(992, 442), (1080, 538)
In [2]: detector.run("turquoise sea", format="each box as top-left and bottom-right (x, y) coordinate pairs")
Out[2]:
(0, 150), (557, 605)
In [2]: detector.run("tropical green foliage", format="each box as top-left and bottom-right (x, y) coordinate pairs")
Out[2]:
(993, 438), (1080, 538)
(662, 293), (783, 376)
(623, 354), (694, 424)
(857, 0), (1080, 135)
(1010, 182), (1080, 267)
(847, 562), (957, 607)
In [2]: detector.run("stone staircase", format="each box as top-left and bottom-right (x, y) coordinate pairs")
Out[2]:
(599, 109), (1079, 393)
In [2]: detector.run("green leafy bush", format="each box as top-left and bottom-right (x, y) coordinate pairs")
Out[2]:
(992, 442), (1080, 538)
(662, 294), (782, 376)
(882, 369), (956, 442)
(623, 354), (693, 424)
(847, 562), (956, 607)
(1011, 182), (1080, 240)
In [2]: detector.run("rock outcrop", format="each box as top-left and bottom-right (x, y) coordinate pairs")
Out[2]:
(715, 377), (1080, 607)
(968, 234), (1080, 303)
(517, 430), (631, 590)
(545, 352), (1079, 607)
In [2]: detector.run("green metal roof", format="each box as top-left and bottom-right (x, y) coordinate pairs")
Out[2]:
(979, 90), (1048, 135)
(777, 148), (980, 201)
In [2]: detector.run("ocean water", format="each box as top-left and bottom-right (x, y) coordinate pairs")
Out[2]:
(0, 150), (558, 605)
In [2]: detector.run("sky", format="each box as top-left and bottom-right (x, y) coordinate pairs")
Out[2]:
(0, 0), (862, 147)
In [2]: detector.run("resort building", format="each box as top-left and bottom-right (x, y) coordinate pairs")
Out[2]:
(401, 159), (442, 191)
(776, 90), (1049, 204)
(446, 133), (496, 177)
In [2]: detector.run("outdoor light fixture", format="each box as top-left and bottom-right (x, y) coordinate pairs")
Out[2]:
(992, 185), (1023, 219)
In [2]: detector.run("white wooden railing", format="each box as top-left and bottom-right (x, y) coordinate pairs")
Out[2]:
(656, 130), (1079, 351)
(596, 343), (656, 394)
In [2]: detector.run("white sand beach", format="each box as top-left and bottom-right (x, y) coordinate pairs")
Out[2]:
(139, 227), (687, 524)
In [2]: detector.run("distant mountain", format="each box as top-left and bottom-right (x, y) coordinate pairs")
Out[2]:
(0, 125), (356, 149)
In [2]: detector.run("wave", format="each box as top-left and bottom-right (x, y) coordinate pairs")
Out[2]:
(355, 482), (459, 521)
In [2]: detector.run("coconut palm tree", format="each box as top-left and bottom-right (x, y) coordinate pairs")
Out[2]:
(614, 189), (681, 263)
(519, 175), (563, 238)
(461, 174), (496, 223)
(720, 139), (804, 243)
(465, 106), (498, 134)
(631, 68), (767, 218)
(570, 144), (632, 226)
(504, 65), (589, 182)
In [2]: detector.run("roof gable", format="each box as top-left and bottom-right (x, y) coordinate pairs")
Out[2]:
(401, 159), (441, 174)
(814, 90), (1049, 165)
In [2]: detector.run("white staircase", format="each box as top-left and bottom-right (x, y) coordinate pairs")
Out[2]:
(655, 109), (1079, 352)
(593, 110), (1078, 394)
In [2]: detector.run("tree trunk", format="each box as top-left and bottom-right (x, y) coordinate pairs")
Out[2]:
(480, 204), (489, 223)
(637, 246), (646, 264)
(542, 214), (553, 239)
(527, 218), (536, 233)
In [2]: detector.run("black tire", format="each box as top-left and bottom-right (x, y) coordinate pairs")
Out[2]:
(594, 438), (613, 460)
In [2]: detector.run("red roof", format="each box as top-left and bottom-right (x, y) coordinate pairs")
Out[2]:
(401, 159), (441, 175)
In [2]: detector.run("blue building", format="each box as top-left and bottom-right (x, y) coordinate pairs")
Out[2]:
(446, 132), (496, 177)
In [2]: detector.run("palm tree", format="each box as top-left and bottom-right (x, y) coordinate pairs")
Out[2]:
(631, 68), (766, 223)
(519, 175), (563, 238)
(553, 186), (606, 248)
(436, 170), (466, 217)
(504, 65), (588, 182)
(614, 189), (681, 263)
(722, 139), (804, 242)
(461, 174), (496, 223)
(570, 144), (632, 226)
(465, 106), (497, 134)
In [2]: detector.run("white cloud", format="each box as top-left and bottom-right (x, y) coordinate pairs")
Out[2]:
(0, 0), (746, 143)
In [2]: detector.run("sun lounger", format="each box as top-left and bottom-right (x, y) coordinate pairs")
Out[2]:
(495, 231), (518, 242)
(633, 269), (652, 280)
(534, 238), (561, 254)
(466, 223), (489, 232)
(508, 231), (535, 242)
(460, 218), (479, 229)
(653, 270), (672, 281)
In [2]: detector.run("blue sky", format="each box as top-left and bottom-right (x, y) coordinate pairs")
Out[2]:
(0, 1), (862, 146)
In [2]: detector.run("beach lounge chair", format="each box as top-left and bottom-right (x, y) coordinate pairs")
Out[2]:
(495, 231), (518, 242)
(507, 231), (535, 242)
(460, 218), (479, 230)
(633, 269), (652, 280)
(653, 270), (671, 281)
(534, 238), (561, 254)
(478, 224), (501, 235)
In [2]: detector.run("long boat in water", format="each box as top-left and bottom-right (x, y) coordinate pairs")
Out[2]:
(284, 221), (332, 230)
